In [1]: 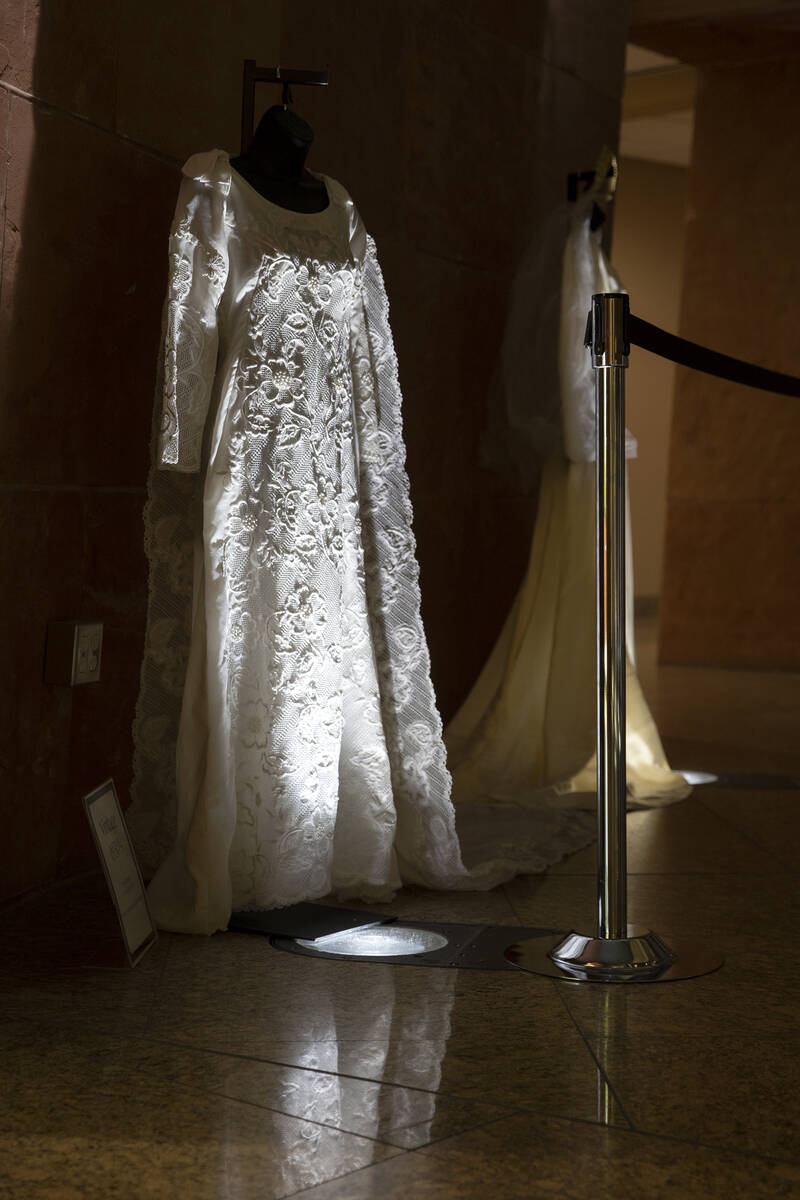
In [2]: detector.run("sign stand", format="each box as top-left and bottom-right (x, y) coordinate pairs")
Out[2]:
(83, 779), (157, 967)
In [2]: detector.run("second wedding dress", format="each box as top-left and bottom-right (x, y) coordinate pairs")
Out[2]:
(445, 186), (690, 812)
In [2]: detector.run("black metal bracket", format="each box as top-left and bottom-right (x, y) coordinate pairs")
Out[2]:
(240, 61), (330, 154)
(567, 170), (597, 203)
(568, 156), (618, 229)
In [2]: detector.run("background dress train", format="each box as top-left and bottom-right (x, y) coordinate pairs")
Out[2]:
(445, 187), (690, 811)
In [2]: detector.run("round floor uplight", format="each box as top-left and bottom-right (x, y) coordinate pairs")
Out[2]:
(680, 770), (719, 785)
(295, 925), (449, 958)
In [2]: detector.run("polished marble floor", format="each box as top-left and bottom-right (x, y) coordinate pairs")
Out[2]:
(2, 618), (799, 1198)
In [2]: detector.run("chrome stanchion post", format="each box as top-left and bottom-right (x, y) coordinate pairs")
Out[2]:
(594, 292), (628, 942)
(505, 293), (723, 983)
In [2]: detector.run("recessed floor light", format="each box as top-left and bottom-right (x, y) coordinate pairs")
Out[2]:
(295, 925), (449, 958)
(680, 770), (719, 785)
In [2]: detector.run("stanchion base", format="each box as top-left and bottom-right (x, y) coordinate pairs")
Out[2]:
(505, 925), (723, 983)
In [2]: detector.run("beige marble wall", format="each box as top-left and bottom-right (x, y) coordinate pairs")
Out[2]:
(659, 58), (800, 667)
(0, 0), (629, 901)
(612, 156), (689, 599)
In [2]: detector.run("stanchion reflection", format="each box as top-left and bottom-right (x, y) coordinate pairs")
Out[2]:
(596, 1069), (613, 1126)
(595, 987), (621, 1126)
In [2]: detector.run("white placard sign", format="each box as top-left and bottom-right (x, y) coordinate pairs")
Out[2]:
(83, 779), (157, 965)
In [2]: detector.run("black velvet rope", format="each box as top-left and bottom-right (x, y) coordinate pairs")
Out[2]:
(629, 314), (800, 399)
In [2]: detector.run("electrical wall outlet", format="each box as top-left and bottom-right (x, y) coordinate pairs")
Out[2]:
(44, 621), (103, 686)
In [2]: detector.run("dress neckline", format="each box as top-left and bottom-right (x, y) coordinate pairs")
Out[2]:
(223, 150), (335, 222)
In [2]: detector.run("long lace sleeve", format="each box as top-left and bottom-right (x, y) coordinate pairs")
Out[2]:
(127, 153), (229, 870)
(158, 168), (229, 472)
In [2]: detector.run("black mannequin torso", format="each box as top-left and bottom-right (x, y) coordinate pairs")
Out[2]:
(230, 105), (329, 214)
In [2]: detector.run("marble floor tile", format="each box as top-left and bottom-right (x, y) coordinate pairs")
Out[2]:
(145, 944), (457, 1088)
(0, 914), (170, 1026)
(664, 734), (800, 776)
(503, 870), (597, 931)
(93, 1037), (512, 1150)
(396, 971), (627, 1127)
(557, 943), (800, 1038)
(0, 874), (170, 1036)
(141, 939), (627, 1129)
(596, 1034), (800, 1161)
(548, 794), (784, 875)
(147, 935), (453, 1058)
(0, 1024), (131, 1086)
(295, 1111), (800, 1199)
(0, 1015), (51, 1046)
(0, 1025), (400, 1200)
(0, 967), (165, 1037)
(699, 789), (800, 870)
(432, 1039), (629, 1128)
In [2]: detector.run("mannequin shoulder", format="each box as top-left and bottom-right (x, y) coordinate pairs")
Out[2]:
(180, 149), (232, 196)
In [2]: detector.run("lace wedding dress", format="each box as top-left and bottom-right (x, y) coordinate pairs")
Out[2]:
(127, 150), (597, 934)
(445, 187), (690, 810)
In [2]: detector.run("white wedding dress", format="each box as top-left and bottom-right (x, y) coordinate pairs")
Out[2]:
(127, 150), (597, 934)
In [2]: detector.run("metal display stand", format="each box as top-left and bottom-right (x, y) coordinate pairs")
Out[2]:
(505, 293), (723, 983)
(240, 61), (330, 154)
